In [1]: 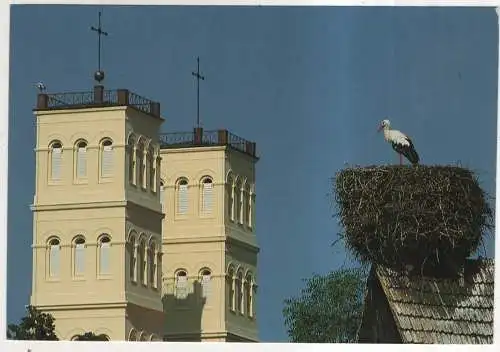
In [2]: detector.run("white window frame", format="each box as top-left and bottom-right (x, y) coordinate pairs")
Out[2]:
(177, 181), (189, 215)
(48, 239), (61, 278)
(50, 143), (63, 181)
(201, 271), (211, 298)
(101, 140), (114, 179)
(76, 142), (87, 179)
(175, 271), (189, 300)
(74, 237), (86, 277)
(201, 179), (213, 215)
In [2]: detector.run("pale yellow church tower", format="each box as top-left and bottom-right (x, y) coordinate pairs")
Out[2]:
(159, 127), (259, 341)
(30, 83), (166, 341)
(29, 17), (259, 340)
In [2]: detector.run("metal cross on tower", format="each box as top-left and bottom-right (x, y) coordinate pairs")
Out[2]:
(192, 57), (205, 128)
(91, 11), (108, 83)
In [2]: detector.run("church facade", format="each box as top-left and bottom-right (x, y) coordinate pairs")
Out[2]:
(29, 86), (259, 341)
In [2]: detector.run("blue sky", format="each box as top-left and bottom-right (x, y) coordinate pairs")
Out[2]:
(8, 5), (497, 342)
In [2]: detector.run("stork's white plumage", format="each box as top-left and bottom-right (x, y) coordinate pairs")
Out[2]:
(36, 82), (46, 92)
(378, 119), (420, 166)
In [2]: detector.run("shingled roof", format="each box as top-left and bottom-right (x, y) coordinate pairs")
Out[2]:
(374, 258), (494, 344)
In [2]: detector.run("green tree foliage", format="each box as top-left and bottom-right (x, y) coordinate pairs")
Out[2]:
(283, 267), (367, 343)
(73, 332), (109, 341)
(7, 305), (59, 340)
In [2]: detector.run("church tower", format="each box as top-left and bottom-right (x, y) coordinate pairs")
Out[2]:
(159, 127), (259, 342)
(28, 15), (260, 341)
(30, 81), (165, 340)
(30, 13), (167, 341)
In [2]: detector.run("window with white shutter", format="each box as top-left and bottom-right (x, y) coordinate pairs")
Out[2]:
(226, 178), (234, 220)
(175, 271), (188, 299)
(99, 236), (111, 275)
(236, 271), (243, 313)
(156, 252), (162, 289)
(128, 236), (137, 282)
(235, 182), (242, 223)
(148, 149), (155, 190)
(177, 180), (188, 214)
(128, 138), (135, 184)
(160, 182), (165, 211)
(136, 144), (145, 188)
(148, 244), (156, 287)
(244, 185), (251, 226)
(75, 141), (87, 179)
(138, 241), (146, 284)
(202, 179), (213, 214)
(101, 140), (113, 178)
(77, 148), (87, 177)
(74, 237), (85, 276)
(245, 276), (253, 316)
(50, 143), (62, 180)
(49, 238), (60, 278)
(155, 158), (161, 192)
(226, 267), (236, 311)
(201, 270), (211, 298)
(249, 190), (254, 229)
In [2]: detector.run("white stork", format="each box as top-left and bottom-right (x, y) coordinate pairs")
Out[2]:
(36, 82), (46, 93)
(378, 119), (420, 166)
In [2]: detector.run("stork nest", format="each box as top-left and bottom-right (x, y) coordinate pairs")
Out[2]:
(333, 165), (493, 276)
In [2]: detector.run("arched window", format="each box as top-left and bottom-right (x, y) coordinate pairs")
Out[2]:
(177, 179), (189, 214)
(249, 186), (254, 229)
(244, 184), (251, 226)
(136, 141), (145, 188)
(48, 238), (61, 278)
(75, 140), (87, 179)
(156, 251), (162, 290)
(245, 274), (253, 317)
(73, 236), (86, 276)
(236, 270), (243, 313)
(160, 180), (166, 212)
(138, 239), (146, 285)
(148, 147), (155, 190)
(150, 334), (160, 342)
(226, 175), (234, 221)
(201, 178), (213, 215)
(99, 235), (111, 275)
(128, 136), (136, 185)
(49, 141), (63, 180)
(227, 266), (235, 311)
(175, 270), (188, 299)
(101, 139), (113, 178)
(128, 233), (137, 282)
(148, 242), (157, 288)
(155, 156), (161, 193)
(200, 269), (211, 298)
(128, 329), (138, 341)
(235, 179), (242, 224)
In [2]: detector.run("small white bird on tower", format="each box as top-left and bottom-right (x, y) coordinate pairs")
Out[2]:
(35, 82), (46, 93)
(378, 119), (420, 166)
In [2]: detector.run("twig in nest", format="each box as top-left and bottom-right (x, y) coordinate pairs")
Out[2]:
(333, 165), (492, 275)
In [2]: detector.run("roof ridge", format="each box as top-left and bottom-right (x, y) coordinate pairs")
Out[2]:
(373, 267), (411, 343)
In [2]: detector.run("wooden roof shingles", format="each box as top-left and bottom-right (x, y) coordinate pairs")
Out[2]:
(376, 258), (494, 344)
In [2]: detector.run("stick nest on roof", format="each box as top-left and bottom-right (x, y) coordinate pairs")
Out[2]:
(334, 165), (493, 274)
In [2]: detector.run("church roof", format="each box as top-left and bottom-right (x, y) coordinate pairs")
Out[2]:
(375, 258), (494, 344)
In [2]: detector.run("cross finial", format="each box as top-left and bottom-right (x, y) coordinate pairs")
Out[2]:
(91, 11), (108, 83)
(192, 57), (205, 128)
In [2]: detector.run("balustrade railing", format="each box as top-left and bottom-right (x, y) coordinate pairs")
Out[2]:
(36, 86), (161, 118)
